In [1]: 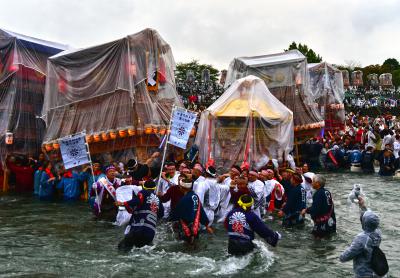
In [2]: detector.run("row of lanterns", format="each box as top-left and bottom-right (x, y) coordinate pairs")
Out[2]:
(43, 125), (197, 152)
(294, 121), (325, 132)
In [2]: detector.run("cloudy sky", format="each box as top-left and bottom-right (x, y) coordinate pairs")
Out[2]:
(1, 0), (399, 70)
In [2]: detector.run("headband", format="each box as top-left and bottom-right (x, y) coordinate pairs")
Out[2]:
(237, 195), (254, 211)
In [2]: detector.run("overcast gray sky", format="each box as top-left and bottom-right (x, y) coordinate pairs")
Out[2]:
(1, 0), (399, 70)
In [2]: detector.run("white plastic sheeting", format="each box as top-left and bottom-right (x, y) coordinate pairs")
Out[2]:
(42, 28), (182, 145)
(0, 29), (67, 162)
(308, 62), (345, 132)
(224, 50), (323, 133)
(195, 75), (293, 172)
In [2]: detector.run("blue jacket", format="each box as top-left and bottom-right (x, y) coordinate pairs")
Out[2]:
(349, 150), (362, 164)
(57, 172), (85, 201)
(172, 191), (209, 226)
(340, 211), (382, 278)
(226, 207), (279, 247)
(306, 187), (336, 221)
(125, 189), (164, 238)
(282, 185), (306, 216)
(33, 169), (43, 195)
(39, 171), (56, 200)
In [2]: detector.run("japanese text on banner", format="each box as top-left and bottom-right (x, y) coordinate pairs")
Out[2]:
(59, 134), (90, 169)
(169, 108), (197, 149)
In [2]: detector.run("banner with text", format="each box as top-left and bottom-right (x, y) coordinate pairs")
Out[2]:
(169, 108), (197, 149)
(59, 133), (90, 169)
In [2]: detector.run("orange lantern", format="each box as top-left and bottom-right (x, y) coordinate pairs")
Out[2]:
(101, 132), (109, 141)
(119, 129), (127, 138)
(53, 142), (60, 150)
(109, 130), (117, 140)
(159, 127), (166, 135)
(45, 143), (53, 152)
(93, 133), (101, 142)
(190, 127), (196, 137)
(86, 134), (93, 143)
(144, 125), (153, 135)
(152, 126), (158, 134)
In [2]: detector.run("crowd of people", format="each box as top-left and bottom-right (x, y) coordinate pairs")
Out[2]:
(2, 112), (393, 277)
(302, 113), (400, 177)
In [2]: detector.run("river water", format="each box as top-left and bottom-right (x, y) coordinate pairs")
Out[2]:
(0, 172), (399, 278)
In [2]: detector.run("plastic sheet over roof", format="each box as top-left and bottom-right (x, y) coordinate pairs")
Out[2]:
(308, 62), (345, 131)
(195, 75), (293, 172)
(42, 28), (182, 144)
(0, 29), (67, 162)
(225, 50), (323, 131)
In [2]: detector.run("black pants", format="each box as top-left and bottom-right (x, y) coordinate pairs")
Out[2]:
(118, 229), (154, 252)
(228, 238), (255, 256)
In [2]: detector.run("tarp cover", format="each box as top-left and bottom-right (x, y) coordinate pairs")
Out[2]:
(195, 75), (293, 172)
(0, 29), (67, 162)
(308, 62), (345, 131)
(42, 28), (182, 143)
(224, 50), (323, 130)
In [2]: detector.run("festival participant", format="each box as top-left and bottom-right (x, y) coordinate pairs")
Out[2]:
(202, 166), (220, 226)
(192, 164), (207, 204)
(225, 194), (281, 256)
(158, 162), (180, 218)
(92, 165), (121, 221)
(117, 180), (164, 251)
(229, 176), (250, 207)
(33, 161), (47, 196)
(172, 177), (213, 244)
(361, 146), (375, 174)
(38, 162), (57, 201)
(115, 174), (142, 227)
(127, 159), (149, 181)
(158, 171), (190, 220)
(261, 169), (279, 205)
(278, 172), (306, 227)
(247, 170), (265, 218)
(302, 172), (315, 205)
(340, 197), (386, 278)
(394, 134), (400, 168)
(378, 148), (396, 176)
(57, 165), (85, 201)
(278, 168), (294, 197)
(301, 174), (336, 238)
(6, 156), (35, 193)
(215, 173), (232, 223)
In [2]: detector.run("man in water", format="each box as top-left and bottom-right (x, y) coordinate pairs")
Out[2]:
(278, 172), (306, 227)
(247, 170), (265, 218)
(92, 165), (121, 221)
(339, 197), (383, 278)
(117, 180), (164, 251)
(225, 194), (281, 256)
(301, 174), (336, 238)
(171, 177), (213, 244)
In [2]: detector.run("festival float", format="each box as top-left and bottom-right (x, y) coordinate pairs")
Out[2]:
(367, 73), (379, 89)
(41, 28), (182, 162)
(379, 73), (393, 88)
(224, 50), (324, 144)
(308, 62), (345, 132)
(341, 70), (350, 88)
(195, 75), (293, 171)
(351, 70), (363, 87)
(0, 29), (67, 166)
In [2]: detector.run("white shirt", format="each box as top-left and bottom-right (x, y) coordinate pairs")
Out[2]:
(248, 179), (265, 208)
(193, 176), (207, 204)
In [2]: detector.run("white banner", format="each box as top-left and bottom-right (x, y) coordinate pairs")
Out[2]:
(59, 133), (90, 169)
(169, 107), (197, 149)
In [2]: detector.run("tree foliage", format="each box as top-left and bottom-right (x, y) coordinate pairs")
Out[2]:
(175, 60), (219, 83)
(382, 58), (400, 72)
(285, 42), (323, 63)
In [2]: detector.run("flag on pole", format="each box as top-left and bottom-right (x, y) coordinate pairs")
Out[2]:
(169, 107), (197, 149)
(59, 133), (90, 169)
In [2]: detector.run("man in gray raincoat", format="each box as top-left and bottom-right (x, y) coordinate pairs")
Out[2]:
(339, 198), (383, 277)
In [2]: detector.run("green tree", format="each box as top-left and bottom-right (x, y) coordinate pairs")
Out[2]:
(175, 60), (219, 83)
(285, 42), (323, 63)
(392, 69), (400, 87)
(381, 58), (400, 72)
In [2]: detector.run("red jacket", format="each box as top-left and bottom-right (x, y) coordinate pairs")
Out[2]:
(159, 185), (185, 212)
(7, 162), (34, 193)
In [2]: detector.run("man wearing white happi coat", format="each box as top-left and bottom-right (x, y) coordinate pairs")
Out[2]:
(191, 164), (207, 203)
(201, 166), (220, 226)
(247, 170), (265, 218)
(215, 165), (241, 222)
